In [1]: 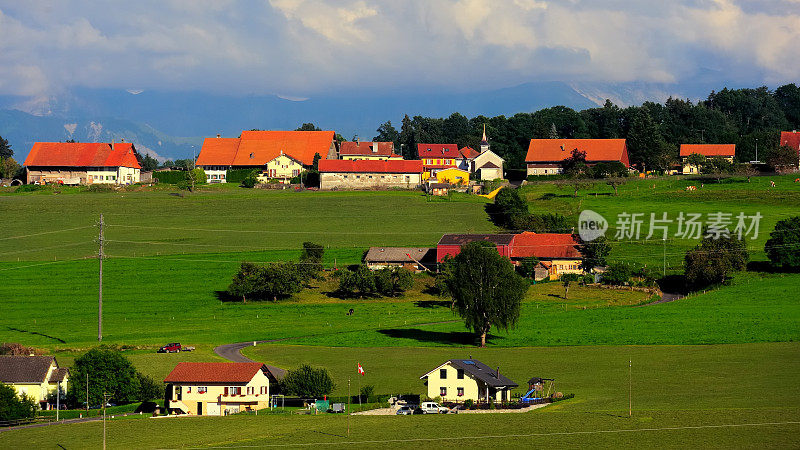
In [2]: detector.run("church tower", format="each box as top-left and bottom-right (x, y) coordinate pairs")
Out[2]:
(480, 124), (489, 153)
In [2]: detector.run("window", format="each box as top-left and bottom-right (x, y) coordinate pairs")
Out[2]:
(187, 386), (192, 393)
(198, 386), (207, 394)
(457, 369), (464, 379)
(247, 386), (254, 395)
(457, 387), (464, 397)
(260, 386), (267, 395)
(440, 368), (447, 379)
(440, 387), (447, 396)
(224, 386), (241, 396)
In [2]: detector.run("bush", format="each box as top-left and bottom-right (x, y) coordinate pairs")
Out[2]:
(152, 170), (186, 184)
(765, 216), (800, 270)
(374, 267), (413, 297)
(337, 265), (376, 298)
(463, 399), (474, 409)
(14, 184), (44, 193)
(281, 364), (334, 398)
(602, 262), (633, 285)
(136, 373), (164, 402)
(85, 184), (115, 193)
(226, 168), (259, 184)
(66, 347), (141, 407)
(0, 382), (37, 421)
(241, 173), (258, 188)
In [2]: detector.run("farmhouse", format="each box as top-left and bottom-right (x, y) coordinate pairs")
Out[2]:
(780, 131), (800, 163)
(195, 131), (337, 183)
(164, 362), (276, 416)
(510, 232), (583, 280)
(0, 356), (68, 410)
(318, 159), (423, 190)
(526, 139), (630, 176)
(417, 143), (461, 178)
(679, 144), (736, 174)
(436, 234), (515, 263)
(24, 141), (141, 185)
(420, 359), (518, 403)
(364, 247), (435, 271)
(338, 141), (402, 160)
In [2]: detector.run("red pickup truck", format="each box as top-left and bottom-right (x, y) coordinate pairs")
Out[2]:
(157, 343), (181, 353)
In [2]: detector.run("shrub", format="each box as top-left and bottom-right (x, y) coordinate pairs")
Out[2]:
(226, 168), (259, 184)
(66, 347), (141, 407)
(765, 216), (800, 270)
(136, 373), (164, 402)
(152, 170), (186, 184)
(241, 173), (258, 188)
(602, 262), (633, 285)
(463, 399), (474, 409)
(281, 364), (335, 398)
(0, 383), (37, 421)
(337, 265), (376, 298)
(374, 267), (413, 297)
(14, 184), (44, 193)
(85, 184), (115, 193)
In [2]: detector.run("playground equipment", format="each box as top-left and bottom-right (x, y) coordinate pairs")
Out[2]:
(520, 377), (555, 404)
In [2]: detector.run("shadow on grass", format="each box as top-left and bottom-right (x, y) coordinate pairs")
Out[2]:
(377, 328), (498, 346)
(6, 327), (66, 343)
(413, 300), (451, 309)
(656, 275), (688, 296)
(746, 261), (799, 274)
(214, 290), (240, 302)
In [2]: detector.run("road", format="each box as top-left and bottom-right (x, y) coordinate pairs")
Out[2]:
(213, 340), (287, 379)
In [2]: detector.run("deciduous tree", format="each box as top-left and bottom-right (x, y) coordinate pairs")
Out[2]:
(684, 234), (748, 289)
(765, 216), (800, 270)
(281, 364), (334, 398)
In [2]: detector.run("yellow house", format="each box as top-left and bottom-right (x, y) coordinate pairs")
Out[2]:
(165, 362), (277, 416)
(430, 167), (470, 185)
(420, 359), (518, 403)
(0, 356), (68, 410)
(256, 153), (303, 182)
(679, 144), (736, 174)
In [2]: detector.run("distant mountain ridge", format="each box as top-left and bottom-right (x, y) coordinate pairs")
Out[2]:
(0, 81), (718, 162)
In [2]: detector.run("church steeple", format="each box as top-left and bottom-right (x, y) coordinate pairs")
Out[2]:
(480, 124), (489, 153)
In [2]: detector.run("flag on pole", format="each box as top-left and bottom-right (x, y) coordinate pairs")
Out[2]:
(357, 363), (365, 375)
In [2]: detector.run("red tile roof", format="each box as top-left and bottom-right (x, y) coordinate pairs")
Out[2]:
(459, 146), (480, 159)
(339, 141), (399, 157)
(526, 139), (629, 166)
(510, 232), (582, 259)
(196, 131), (335, 167)
(24, 142), (141, 169)
(164, 362), (266, 383)
(780, 131), (800, 150)
(679, 144), (735, 157)
(319, 159), (423, 173)
(417, 144), (460, 159)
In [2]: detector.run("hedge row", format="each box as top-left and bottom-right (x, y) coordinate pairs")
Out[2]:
(152, 170), (187, 184)
(226, 168), (259, 184)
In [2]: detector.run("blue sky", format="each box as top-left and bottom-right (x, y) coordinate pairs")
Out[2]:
(0, 0), (798, 101)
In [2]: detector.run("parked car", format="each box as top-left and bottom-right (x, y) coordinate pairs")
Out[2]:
(419, 402), (449, 414)
(157, 343), (181, 353)
(396, 405), (417, 415)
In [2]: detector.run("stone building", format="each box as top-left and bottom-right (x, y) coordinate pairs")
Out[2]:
(318, 159), (423, 190)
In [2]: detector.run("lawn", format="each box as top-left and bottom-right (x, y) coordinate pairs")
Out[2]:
(3, 342), (798, 449)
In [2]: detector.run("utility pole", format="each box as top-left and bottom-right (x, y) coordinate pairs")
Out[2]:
(56, 381), (60, 421)
(629, 359), (632, 418)
(86, 372), (89, 411)
(98, 213), (104, 341)
(662, 238), (666, 277)
(102, 392), (111, 450)
(347, 378), (351, 437)
(755, 138), (758, 163)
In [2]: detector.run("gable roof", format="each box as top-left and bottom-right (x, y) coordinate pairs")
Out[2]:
(48, 367), (69, 383)
(479, 161), (499, 169)
(459, 146), (481, 159)
(417, 144), (460, 159)
(196, 131), (335, 167)
(0, 356), (56, 383)
(364, 247), (435, 263)
(164, 362), (267, 383)
(196, 138), (240, 166)
(420, 359), (518, 388)
(339, 141), (399, 157)
(780, 131), (800, 150)
(318, 159), (423, 174)
(526, 139), (629, 166)
(24, 142), (141, 169)
(511, 232), (582, 259)
(438, 234), (515, 246)
(679, 144), (736, 157)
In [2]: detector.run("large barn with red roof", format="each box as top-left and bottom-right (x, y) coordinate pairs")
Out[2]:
(318, 159), (423, 190)
(679, 144), (736, 174)
(779, 131), (800, 168)
(526, 139), (630, 176)
(23, 141), (141, 185)
(195, 131), (337, 183)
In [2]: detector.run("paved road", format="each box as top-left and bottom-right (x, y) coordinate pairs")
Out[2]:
(213, 340), (287, 379)
(635, 290), (685, 307)
(0, 413), (138, 433)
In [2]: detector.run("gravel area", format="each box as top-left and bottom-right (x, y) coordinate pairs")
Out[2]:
(353, 403), (549, 416)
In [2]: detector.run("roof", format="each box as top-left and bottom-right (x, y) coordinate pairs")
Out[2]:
(420, 359), (518, 388)
(318, 159), (423, 173)
(779, 131), (800, 150)
(364, 247), (435, 263)
(526, 139), (629, 166)
(478, 161), (499, 169)
(196, 138), (240, 166)
(0, 356), (56, 383)
(510, 232), (582, 259)
(417, 144), (460, 159)
(679, 144), (736, 157)
(459, 146), (481, 159)
(24, 142), (141, 169)
(339, 141), (399, 157)
(438, 234), (516, 246)
(48, 367), (69, 383)
(196, 131), (335, 167)
(428, 183), (450, 189)
(164, 362), (267, 383)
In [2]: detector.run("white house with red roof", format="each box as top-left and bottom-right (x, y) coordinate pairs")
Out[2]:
(526, 139), (630, 176)
(779, 131), (800, 167)
(418, 126), (504, 180)
(338, 141), (402, 160)
(164, 362), (275, 416)
(679, 144), (736, 174)
(318, 159), (423, 190)
(23, 141), (141, 185)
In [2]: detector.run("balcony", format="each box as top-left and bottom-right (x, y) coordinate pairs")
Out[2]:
(218, 393), (264, 403)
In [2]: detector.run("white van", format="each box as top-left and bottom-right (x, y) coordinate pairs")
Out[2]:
(419, 402), (449, 414)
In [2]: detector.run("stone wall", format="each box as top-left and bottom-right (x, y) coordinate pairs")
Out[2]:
(320, 172), (421, 190)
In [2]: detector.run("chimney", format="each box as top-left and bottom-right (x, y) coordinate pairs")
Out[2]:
(111, 139), (115, 151)
(217, 133), (221, 138)
(496, 367), (500, 379)
(121, 137), (125, 142)
(372, 143), (378, 153)
(356, 138), (360, 147)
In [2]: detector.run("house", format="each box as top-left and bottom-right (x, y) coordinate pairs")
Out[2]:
(679, 144), (736, 174)
(526, 139), (630, 176)
(417, 143), (460, 178)
(431, 167), (470, 186)
(195, 131), (337, 183)
(420, 359), (518, 403)
(164, 362), (277, 416)
(436, 234), (516, 263)
(0, 356), (68, 410)
(471, 125), (505, 180)
(779, 131), (800, 165)
(24, 141), (141, 185)
(338, 141), (402, 160)
(510, 232), (584, 280)
(318, 159), (423, 190)
(428, 183), (450, 196)
(364, 247), (435, 271)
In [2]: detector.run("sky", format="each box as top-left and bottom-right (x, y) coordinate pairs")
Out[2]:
(0, 0), (799, 101)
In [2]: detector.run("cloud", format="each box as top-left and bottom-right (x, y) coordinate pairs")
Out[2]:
(0, 0), (797, 99)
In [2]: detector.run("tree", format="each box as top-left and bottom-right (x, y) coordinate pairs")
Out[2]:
(295, 123), (321, 131)
(137, 153), (160, 172)
(685, 153), (707, 174)
(0, 135), (12, 159)
(66, 347), (141, 407)
(548, 123), (559, 139)
(561, 148), (588, 177)
(626, 108), (667, 171)
(178, 168), (206, 191)
(561, 273), (581, 299)
(300, 242), (324, 278)
(0, 156), (21, 179)
(136, 373), (164, 402)
(336, 265), (376, 298)
(281, 364), (334, 398)
(373, 121), (399, 145)
(602, 262), (633, 285)
(0, 382), (37, 421)
(684, 234), (748, 289)
(579, 236), (611, 271)
(765, 216), (800, 270)
(492, 187), (528, 228)
(374, 267), (413, 297)
(702, 156), (733, 183)
(227, 262), (305, 302)
(399, 114), (416, 159)
(516, 257), (540, 278)
(765, 145), (799, 172)
(445, 242), (528, 347)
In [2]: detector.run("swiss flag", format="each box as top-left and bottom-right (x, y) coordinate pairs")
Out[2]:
(357, 363), (365, 375)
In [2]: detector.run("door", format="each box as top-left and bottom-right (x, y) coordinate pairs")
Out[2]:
(197, 402), (203, 415)
(206, 402), (220, 416)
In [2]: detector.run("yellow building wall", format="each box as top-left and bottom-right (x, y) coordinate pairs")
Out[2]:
(548, 259), (584, 280)
(341, 155), (391, 161)
(169, 371), (270, 416)
(425, 363), (505, 403)
(434, 168), (469, 185)
(260, 154), (303, 180)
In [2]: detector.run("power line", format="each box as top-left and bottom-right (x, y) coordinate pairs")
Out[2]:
(0, 225), (94, 241)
